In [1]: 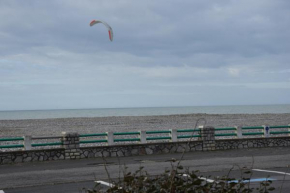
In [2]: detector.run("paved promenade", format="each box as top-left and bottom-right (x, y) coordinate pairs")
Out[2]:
(1, 147), (290, 192)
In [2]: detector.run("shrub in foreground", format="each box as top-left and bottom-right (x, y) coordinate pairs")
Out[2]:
(84, 162), (275, 193)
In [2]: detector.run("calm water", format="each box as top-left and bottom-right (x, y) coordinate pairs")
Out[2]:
(0, 104), (290, 120)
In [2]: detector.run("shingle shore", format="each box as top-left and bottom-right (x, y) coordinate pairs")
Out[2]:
(1, 113), (290, 137)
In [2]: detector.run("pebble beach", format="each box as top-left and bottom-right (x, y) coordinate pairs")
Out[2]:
(1, 113), (290, 137)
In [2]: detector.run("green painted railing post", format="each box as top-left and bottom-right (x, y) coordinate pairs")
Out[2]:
(23, 136), (32, 150)
(170, 129), (177, 142)
(235, 126), (242, 138)
(288, 124), (290, 136)
(106, 131), (114, 146)
(139, 131), (147, 144)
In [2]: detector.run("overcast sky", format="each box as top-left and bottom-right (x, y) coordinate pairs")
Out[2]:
(0, 0), (290, 111)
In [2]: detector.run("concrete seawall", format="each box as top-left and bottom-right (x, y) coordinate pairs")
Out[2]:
(1, 126), (290, 165)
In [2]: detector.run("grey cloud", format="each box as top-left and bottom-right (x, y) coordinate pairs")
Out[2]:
(0, 0), (290, 110)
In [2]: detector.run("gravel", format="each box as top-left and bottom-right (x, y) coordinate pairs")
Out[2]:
(1, 113), (290, 137)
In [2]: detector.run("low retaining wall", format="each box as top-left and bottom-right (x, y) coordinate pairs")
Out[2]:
(1, 127), (290, 165)
(216, 137), (290, 150)
(0, 148), (64, 164)
(80, 141), (203, 159)
(78, 136), (290, 159)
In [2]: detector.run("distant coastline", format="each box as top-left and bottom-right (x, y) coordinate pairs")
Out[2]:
(0, 104), (290, 120)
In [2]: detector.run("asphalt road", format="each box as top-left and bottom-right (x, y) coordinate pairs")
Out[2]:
(1, 147), (290, 192)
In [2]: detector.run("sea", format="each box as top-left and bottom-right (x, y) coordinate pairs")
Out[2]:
(0, 104), (290, 120)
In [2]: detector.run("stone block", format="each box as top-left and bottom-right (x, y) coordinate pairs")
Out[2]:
(248, 142), (253, 147)
(145, 148), (153, 155)
(57, 151), (63, 157)
(95, 151), (103, 157)
(24, 157), (32, 162)
(43, 155), (48, 160)
(103, 151), (110, 157)
(64, 150), (71, 153)
(38, 156), (44, 161)
(15, 156), (23, 163)
(170, 145), (177, 153)
(131, 149), (139, 155)
(162, 148), (169, 153)
(176, 146), (184, 153)
(195, 144), (203, 151)
(69, 144), (76, 149)
(117, 151), (124, 157)
(83, 151), (89, 157)
(59, 155), (65, 160)
(2, 159), (13, 164)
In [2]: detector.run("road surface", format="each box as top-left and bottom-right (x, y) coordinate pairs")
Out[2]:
(1, 147), (290, 192)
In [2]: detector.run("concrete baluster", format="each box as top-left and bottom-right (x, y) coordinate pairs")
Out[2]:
(23, 135), (32, 150)
(139, 131), (147, 144)
(235, 126), (243, 138)
(106, 131), (114, 146)
(170, 129), (177, 142)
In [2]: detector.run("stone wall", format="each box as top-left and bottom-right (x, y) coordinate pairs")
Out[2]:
(0, 148), (64, 164)
(79, 141), (203, 158)
(216, 137), (290, 150)
(1, 127), (290, 165)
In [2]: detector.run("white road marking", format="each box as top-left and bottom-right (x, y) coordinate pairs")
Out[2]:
(0, 190), (5, 193)
(228, 178), (276, 183)
(252, 169), (290, 176)
(95, 181), (123, 189)
(181, 173), (215, 183)
(95, 181), (114, 188)
(198, 177), (215, 183)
